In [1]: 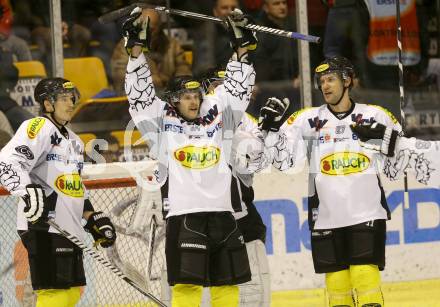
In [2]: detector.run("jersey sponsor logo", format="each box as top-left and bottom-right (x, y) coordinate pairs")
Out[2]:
(319, 133), (332, 143)
(165, 104), (219, 126)
(70, 140), (83, 155)
(308, 116), (328, 131)
(197, 105), (219, 126)
(14, 145), (34, 160)
(351, 113), (375, 125)
(335, 125), (345, 134)
(164, 123), (184, 133)
(333, 136), (349, 142)
(46, 153), (64, 162)
(320, 152), (370, 175)
(26, 117), (45, 139)
(174, 146), (220, 169)
(50, 132), (62, 145)
(206, 121), (222, 137)
(46, 154), (83, 170)
(55, 173), (84, 198)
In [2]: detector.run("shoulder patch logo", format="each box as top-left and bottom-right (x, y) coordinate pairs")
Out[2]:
(15, 145), (34, 160)
(27, 118), (46, 139)
(368, 105), (398, 124)
(287, 108), (312, 125)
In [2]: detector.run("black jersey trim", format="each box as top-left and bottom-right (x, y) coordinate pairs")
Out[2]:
(326, 99), (356, 120)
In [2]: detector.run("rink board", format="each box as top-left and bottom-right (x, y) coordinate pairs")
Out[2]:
(1, 167), (440, 306)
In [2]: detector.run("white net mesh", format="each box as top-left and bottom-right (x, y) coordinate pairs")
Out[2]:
(0, 162), (166, 307)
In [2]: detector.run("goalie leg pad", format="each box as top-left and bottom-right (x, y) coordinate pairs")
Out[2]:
(172, 283), (203, 307)
(311, 228), (348, 273)
(350, 264), (384, 307)
(19, 231), (86, 290)
(35, 287), (80, 307)
(346, 220), (386, 270)
(239, 239), (271, 307)
(325, 269), (355, 307)
(210, 285), (239, 307)
(166, 214), (210, 286)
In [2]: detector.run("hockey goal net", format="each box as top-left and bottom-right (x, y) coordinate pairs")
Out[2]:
(0, 161), (167, 307)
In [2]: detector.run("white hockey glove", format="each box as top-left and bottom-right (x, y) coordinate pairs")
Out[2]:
(121, 7), (151, 56)
(225, 8), (257, 52)
(84, 211), (117, 248)
(258, 97), (290, 132)
(22, 184), (48, 223)
(350, 122), (399, 157)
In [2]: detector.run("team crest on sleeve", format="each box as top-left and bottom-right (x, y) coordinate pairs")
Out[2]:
(14, 146), (34, 160)
(27, 117), (46, 139)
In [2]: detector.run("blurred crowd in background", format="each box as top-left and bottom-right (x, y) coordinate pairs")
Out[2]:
(0, 0), (439, 162)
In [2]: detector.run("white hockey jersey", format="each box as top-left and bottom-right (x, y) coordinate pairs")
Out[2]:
(125, 53), (255, 217)
(265, 102), (402, 229)
(383, 137), (440, 188)
(0, 117), (87, 238)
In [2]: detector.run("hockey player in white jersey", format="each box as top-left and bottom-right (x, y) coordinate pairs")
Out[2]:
(122, 7), (256, 307)
(205, 68), (271, 307)
(0, 78), (116, 307)
(258, 57), (402, 307)
(351, 122), (439, 187)
(159, 69), (270, 307)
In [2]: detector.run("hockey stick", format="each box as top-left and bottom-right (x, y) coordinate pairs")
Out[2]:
(395, 0), (410, 209)
(46, 219), (166, 307)
(98, 3), (321, 43)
